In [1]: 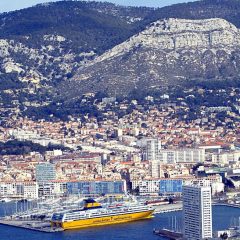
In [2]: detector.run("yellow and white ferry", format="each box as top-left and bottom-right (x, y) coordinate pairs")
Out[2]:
(51, 198), (155, 230)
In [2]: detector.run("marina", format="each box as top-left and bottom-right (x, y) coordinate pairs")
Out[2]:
(0, 205), (239, 240)
(0, 199), (238, 236)
(2, 196), (240, 234)
(0, 197), (166, 233)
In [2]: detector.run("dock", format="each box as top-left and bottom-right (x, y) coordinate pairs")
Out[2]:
(154, 203), (182, 214)
(212, 202), (240, 209)
(0, 219), (64, 233)
(153, 229), (183, 240)
(0, 202), (182, 233)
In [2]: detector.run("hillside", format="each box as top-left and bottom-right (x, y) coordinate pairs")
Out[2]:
(143, 0), (240, 28)
(0, 1), (152, 77)
(63, 18), (240, 97)
(0, 1), (153, 109)
(1, 0), (240, 118)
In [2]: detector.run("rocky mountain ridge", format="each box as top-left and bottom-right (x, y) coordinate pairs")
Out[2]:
(85, 18), (239, 64)
(1, 0), (240, 112)
(67, 18), (240, 97)
(0, 1), (151, 107)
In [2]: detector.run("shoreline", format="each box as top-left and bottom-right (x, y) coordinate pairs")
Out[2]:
(0, 203), (239, 233)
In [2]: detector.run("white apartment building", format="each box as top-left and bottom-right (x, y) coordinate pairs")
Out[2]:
(23, 182), (39, 199)
(184, 174), (222, 188)
(38, 182), (67, 197)
(132, 175), (223, 196)
(159, 148), (205, 164)
(150, 161), (162, 178)
(132, 180), (160, 196)
(210, 150), (240, 164)
(0, 182), (38, 199)
(145, 138), (161, 161)
(0, 182), (18, 196)
(183, 185), (212, 240)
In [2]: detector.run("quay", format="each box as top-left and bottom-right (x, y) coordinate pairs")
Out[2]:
(0, 219), (64, 233)
(0, 203), (183, 233)
(153, 229), (183, 240)
(212, 202), (240, 209)
(154, 201), (240, 214)
(1, 202), (234, 233)
(154, 203), (182, 214)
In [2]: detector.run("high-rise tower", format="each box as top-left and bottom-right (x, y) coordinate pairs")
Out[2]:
(183, 185), (212, 240)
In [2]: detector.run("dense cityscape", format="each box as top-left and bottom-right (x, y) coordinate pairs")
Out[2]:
(1, 0), (240, 239)
(0, 88), (240, 200)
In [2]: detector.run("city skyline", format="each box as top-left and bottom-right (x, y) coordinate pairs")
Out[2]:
(0, 0), (196, 13)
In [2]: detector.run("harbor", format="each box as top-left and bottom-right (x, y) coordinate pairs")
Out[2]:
(0, 198), (175, 233)
(0, 204), (240, 240)
(1, 196), (240, 238)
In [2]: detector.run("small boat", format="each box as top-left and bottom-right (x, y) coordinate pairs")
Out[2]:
(0, 198), (12, 203)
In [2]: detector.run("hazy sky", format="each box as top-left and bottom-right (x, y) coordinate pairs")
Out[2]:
(0, 0), (195, 13)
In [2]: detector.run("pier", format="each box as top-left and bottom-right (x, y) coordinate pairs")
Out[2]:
(154, 202), (240, 214)
(154, 203), (183, 214)
(212, 202), (240, 209)
(0, 219), (64, 233)
(0, 203), (183, 233)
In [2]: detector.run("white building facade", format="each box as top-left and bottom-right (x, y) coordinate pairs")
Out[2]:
(159, 148), (205, 164)
(23, 182), (39, 199)
(183, 185), (212, 240)
(145, 138), (161, 161)
(150, 161), (162, 178)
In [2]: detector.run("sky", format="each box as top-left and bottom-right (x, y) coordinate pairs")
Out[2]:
(0, 0), (194, 13)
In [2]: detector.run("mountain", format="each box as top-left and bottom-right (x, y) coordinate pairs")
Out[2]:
(144, 0), (240, 28)
(63, 17), (240, 97)
(1, 0), (240, 113)
(0, 1), (152, 106)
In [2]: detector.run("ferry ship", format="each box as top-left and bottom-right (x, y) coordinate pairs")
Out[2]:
(51, 198), (155, 230)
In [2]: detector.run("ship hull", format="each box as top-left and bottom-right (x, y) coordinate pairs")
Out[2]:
(52, 210), (154, 230)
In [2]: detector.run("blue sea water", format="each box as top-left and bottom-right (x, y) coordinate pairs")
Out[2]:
(0, 203), (240, 240)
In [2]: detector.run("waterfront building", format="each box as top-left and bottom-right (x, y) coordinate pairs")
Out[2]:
(185, 174), (222, 188)
(132, 180), (160, 196)
(67, 180), (127, 195)
(0, 182), (38, 199)
(0, 182), (20, 197)
(38, 181), (67, 197)
(183, 185), (212, 240)
(132, 175), (223, 196)
(35, 163), (56, 182)
(23, 182), (39, 199)
(159, 179), (183, 195)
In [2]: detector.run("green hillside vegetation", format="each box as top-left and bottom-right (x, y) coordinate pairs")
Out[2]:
(0, 1), (151, 54)
(143, 0), (240, 28)
(1, 0), (240, 120)
(0, 140), (70, 155)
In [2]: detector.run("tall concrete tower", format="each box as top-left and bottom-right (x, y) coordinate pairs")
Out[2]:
(146, 138), (161, 161)
(183, 185), (212, 240)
